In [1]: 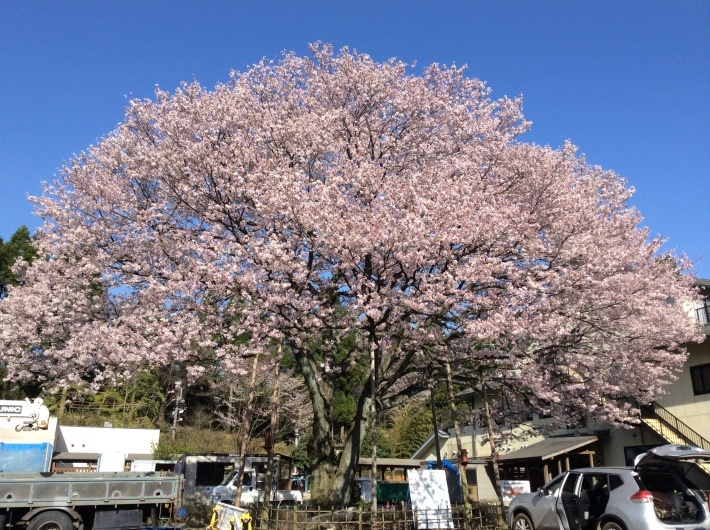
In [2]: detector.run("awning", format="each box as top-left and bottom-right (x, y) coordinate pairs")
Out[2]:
(52, 452), (154, 461)
(498, 436), (598, 461)
(53, 452), (99, 461)
(358, 458), (426, 469)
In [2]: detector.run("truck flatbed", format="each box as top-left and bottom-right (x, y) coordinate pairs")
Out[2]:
(0, 471), (180, 509)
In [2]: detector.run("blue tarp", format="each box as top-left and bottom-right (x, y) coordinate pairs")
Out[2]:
(0, 442), (53, 472)
(427, 459), (463, 504)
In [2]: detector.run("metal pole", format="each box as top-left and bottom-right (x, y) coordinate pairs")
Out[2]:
(171, 381), (183, 442)
(430, 388), (442, 468)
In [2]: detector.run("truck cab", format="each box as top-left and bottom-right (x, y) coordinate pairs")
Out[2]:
(210, 468), (264, 505)
(209, 458), (303, 506)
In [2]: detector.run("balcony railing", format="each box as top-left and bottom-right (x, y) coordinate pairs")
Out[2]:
(641, 401), (710, 452)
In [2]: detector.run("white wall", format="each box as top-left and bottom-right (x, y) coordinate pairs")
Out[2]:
(655, 343), (710, 442)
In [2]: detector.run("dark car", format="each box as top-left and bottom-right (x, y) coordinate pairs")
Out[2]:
(507, 444), (710, 530)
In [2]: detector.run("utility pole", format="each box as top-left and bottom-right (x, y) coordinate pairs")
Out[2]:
(430, 386), (442, 468)
(171, 381), (184, 442)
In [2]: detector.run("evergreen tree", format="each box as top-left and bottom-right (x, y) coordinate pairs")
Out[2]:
(0, 225), (37, 298)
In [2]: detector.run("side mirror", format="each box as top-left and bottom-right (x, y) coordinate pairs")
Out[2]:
(538, 487), (544, 496)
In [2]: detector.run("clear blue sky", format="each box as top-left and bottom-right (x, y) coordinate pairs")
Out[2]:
(1, 1), (708, 277)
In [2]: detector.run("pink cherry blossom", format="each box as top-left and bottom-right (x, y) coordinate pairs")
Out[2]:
(0, 44), (702, 507)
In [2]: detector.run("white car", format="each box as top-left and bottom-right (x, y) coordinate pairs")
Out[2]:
(507, 444), (710, 530)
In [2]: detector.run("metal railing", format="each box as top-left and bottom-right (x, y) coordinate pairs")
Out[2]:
(641, 401), (710, 451)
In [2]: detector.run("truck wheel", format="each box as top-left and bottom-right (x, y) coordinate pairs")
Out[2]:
(27, 511), (74, 530)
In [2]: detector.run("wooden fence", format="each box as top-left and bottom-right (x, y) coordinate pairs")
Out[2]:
(248, 503), (506, 530)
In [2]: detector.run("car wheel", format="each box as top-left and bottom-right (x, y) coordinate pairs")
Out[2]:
(27, 511), (74, 530)
(511, 512), (534, 530)
(599, 521), (625, 530)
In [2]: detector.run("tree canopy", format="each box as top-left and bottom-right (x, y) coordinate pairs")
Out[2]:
(0, 44), (702, 507)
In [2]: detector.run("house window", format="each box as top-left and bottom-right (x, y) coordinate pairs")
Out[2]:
(690, 363), (710, 395)
(195, 461), (230, 487)
(696, 297), (710, 325)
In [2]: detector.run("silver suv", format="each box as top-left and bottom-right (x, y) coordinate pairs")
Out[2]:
(507, 444), (710, 530)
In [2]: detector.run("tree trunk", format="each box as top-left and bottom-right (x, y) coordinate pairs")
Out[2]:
(482, 384), (505, 527)
(262, 354), (280, 526)
(57, 386), (68, 422)
(227, 384), (234, 433)
(293, 349), (336, 508)
(369, 340), (378, 515)
(293, 340), (384, 510)
(331, 381), (373, 508)
(235, 352), (259, 506)
(445, 357), (470, 509)
(430, 389), (442, 467)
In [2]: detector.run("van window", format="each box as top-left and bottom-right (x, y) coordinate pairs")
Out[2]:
(542, 474), (564, 496)
(562, 472), (580, 494)
(608, 474), (624, 491)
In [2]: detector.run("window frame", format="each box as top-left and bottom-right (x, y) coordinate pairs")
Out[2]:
(690, 363), (710, 396)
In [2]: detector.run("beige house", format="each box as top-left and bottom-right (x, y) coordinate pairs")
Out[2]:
(609, 278), (710, 465)
(412, 278), (710, 499)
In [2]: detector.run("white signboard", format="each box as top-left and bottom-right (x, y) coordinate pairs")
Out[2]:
(501, 480), (531, 506)
(407, 469), (454, 529)
(97, 452), (126, 472)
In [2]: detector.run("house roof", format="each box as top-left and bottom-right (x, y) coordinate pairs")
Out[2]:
(358, 458), (426, 469)
(52, 452), (154, 461)
(498, 436), (597, 461)
(410, 430), (451, 460)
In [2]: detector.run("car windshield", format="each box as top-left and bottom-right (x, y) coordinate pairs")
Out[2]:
(220, 470), (239, 486)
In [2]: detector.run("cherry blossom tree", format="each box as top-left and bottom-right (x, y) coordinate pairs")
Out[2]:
(0, 44), (702, 508)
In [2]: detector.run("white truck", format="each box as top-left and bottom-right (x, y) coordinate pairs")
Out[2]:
(174, 452), (302, 506)
(206, 455), (303, 506)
